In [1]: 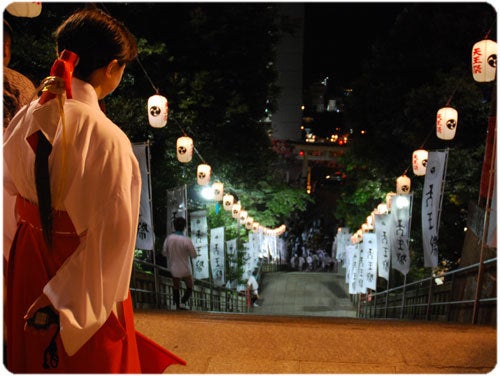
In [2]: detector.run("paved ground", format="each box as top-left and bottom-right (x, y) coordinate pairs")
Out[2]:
(134, 311), (497, 374)
(133, 270), (497, 374)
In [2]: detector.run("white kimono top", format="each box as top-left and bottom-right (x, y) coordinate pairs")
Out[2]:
(3, 78), (141, 356)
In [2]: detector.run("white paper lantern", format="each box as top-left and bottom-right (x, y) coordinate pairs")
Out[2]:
(251, 222), (260, 233)
(245, 217), (254, 230)
(472, 39), (497, 82)
(231, 202), (241, 219)
(212, 182), (224, 201)
(147, 94), (168, 128)
(197, 164), (211, 186)
(176, 136), (193, 163)
(6, 2), (42, 17)
(223, 194), (234, 211)
(377, 203), (388, 214)
(386, 192), (396, 211)
(396, 174), (411, 195)
(239, 210), (248, 225)
(436, 107), (458, 140)
(412, 149), (428, 176)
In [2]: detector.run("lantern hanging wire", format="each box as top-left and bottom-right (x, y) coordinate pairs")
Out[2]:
(135, 55), (160, 94)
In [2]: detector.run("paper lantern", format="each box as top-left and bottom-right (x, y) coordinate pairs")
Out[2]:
(231, 202), (241, 219)
(412, 149), (428, 176)
(245, 217), (254, 230)
(396, 174), (411, 195)
(176, 136), (193, 163)
(147, 94), (168, 128)
(212, 182), (224, 201)
(386, 192), (396, 211)
(436, 107), (458, 140)
(239, 210), (248, 225)
(223, 194), (234, 211)
(251, 222), (260, 233)
(6, 2), (42, 17)
(377, 203), (388, 214)
(197, 164), (211, 186)
(472, 39), (497, 82)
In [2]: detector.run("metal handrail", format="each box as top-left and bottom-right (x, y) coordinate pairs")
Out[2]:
(130, 257), (251, 313)
(357, 257), (497, 324)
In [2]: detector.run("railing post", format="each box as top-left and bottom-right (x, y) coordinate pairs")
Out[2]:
(426, 273), (434, 320)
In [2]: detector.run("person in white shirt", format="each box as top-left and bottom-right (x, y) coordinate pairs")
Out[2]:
(247, 271), (260, 307)
(3, 7), (184, 373)
(162, 217), (197, 310)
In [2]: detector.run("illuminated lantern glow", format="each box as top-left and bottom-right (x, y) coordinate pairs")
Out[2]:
(436, 107), (458, 140)
(412, 149), (428, 176)
(222, 194), (234, 211)
(361, 223), (368, 232)
(176, 136), (193, 163)
(245, 217), (254, 230)
(472, 39), (497, 82)
(239, 210), (248, 225)
(197, 164), (211, 186)
(377, 203), (388, 214)
(212, 182), (224, 201)
(147, 94), (168, 128)
(6, 2), (42, 17)
(396, 174), (411, 195)
(251, 222), (260, 233)
(231, 202), (241, 219)
(386, 192), (396, 211)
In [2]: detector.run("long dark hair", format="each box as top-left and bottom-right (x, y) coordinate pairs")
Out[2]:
(35, 7), (137, 248)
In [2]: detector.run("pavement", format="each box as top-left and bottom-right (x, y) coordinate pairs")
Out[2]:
(133, 270), (497, 374)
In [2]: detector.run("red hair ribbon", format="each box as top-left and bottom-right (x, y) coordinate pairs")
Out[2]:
(39, 49), (79, 105)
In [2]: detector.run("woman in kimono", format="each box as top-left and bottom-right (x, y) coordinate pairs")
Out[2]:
(3, 7), (184, 373)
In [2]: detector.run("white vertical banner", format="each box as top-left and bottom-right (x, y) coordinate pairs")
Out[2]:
(132, 143), (154, 250)
(390, 193), (413, 275)
(226, 238), (238, 274)
(362, 233), (378, 291)
(242, 242), (253, 282)
(190, 210), (209, 279)
(422, 150), (448, 268)
(210, 227), (225, 287)
(278, 237), (286, 264)
(345, 244), (355, 283)
(356, 240), (367, 294)
(334, 228), (350, 263)
(348, 243), (360, 294)
(166, 184), (187, 236)
(375, 214), (391, 281)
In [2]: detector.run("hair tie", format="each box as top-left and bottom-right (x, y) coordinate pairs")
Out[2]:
(39, 49), (79, 105)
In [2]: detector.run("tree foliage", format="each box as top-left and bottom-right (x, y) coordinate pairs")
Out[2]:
(338, 3), (496, 271)
(6, 3), (311, 247)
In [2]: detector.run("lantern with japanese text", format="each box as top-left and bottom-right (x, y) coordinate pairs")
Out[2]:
(147, 94), (168, 128)
(176, 136), (193, 163)
(6, 2), (42, 17)
(231, 202), (241, 219)
(245, 217), (254, 230)
(472, 39), (497, 82)
(412, 149), (428, 176)
(212, 182), (224, 201)
(197, 164), (211, 185)
(396, 174), (411, 194)
(239, 210), (248, 225)
(436, 107), (458, 140)
(223, 194), (234, 211)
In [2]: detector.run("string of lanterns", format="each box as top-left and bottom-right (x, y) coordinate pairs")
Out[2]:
(142, 65), (286, 238)
(351, 34), (496, 243)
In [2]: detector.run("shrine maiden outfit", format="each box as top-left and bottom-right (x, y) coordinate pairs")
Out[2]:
(4, 78), (184, 372)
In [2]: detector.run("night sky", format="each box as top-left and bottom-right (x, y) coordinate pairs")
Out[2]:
(303, 2), (407, 87)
